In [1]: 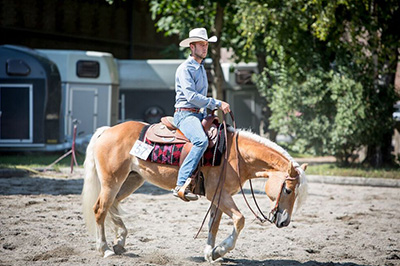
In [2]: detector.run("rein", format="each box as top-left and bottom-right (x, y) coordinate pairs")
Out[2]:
(194, 111), (230, 238)
(194, 111), (295, 238)
(229, 112), (283, 224)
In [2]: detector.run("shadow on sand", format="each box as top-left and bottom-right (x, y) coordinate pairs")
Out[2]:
(190, 256), (368, 266)
(0, 175), (173, 196)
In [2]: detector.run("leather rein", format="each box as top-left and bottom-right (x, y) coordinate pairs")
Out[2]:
(232, 125), (299, 224)
(194, 111), (298, 238)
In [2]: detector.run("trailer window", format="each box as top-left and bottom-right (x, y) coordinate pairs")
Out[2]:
(76, 60), (100, 78)
(6, 59), (31, 76)
(235, 70), (254, 85)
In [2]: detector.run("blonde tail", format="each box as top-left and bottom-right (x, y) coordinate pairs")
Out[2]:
(81, 126), (109, 236)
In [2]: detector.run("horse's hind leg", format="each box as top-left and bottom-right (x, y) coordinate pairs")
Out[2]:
(94, 187), (121, 257)
(204, 205), (223, 262)
(108, 202), (127, 255)
(110, 171), (145, 255)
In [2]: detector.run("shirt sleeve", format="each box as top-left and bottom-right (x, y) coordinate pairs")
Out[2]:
(178, 67), (220, 110)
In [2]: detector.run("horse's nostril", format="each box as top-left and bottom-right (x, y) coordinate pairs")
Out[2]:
(282, 219), (290, 227)
(276, 210), (290, 228)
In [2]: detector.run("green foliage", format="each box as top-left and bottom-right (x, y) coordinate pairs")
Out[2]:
(149, 0), (215, 38)
(241, 0), (399, 164)
(148, 0), (238, 50)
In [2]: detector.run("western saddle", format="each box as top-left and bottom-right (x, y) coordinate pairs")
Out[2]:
(144, 114), (220, 200)
(145, 114), (220, 148)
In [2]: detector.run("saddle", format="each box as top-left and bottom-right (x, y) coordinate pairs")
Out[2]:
(145, 114), (220, 148)
(144, 114), (221, 198)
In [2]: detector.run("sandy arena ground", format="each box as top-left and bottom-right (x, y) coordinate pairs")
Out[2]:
(0, 168), (399, 266)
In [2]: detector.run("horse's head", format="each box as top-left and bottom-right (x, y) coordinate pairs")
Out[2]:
(264, 162), (308, 228)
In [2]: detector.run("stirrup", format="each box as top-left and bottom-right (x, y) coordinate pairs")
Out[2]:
(177, 178), (198, 201)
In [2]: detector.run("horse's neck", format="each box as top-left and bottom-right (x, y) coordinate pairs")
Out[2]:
(234, 131), (291, 180)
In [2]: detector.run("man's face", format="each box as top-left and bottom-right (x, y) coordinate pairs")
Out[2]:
(191, 41), (209, 60)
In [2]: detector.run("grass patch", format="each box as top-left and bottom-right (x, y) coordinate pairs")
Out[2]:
(307, 163), (400, 179)
(0, 152), (85, 170)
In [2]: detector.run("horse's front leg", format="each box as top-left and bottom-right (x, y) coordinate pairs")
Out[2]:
(204, 204), (223, 262)
(206, 192), (245, 262)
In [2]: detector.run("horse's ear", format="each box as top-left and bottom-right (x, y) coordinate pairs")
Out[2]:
(300, 163), (308, 172)
(287, 161), (297, 177)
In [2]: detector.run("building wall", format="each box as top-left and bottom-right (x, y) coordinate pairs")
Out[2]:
(0, 0), (178, 59)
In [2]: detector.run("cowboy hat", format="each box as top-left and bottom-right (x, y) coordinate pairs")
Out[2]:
(179, 28), (218, 47)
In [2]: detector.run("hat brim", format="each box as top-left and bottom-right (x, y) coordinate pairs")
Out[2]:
(179, 36), (217, 47)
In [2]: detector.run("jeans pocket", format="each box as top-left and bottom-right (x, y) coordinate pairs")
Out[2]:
(174, 111), (187, 127)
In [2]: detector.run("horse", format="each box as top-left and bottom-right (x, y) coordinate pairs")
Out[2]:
(81, 120), (308, 262)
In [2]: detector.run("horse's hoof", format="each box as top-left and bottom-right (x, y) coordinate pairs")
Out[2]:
(204, 246), (212, 262)
(104, 249), (116, 258)
(204, 246), (223, 263)
(210, 247), (224, 263)
(113, 244), (126, 255)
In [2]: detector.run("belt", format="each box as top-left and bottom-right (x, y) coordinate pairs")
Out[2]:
(175, 108), (201, 113)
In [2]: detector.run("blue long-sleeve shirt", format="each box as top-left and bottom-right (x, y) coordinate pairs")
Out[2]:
(174, 56), (221, 110)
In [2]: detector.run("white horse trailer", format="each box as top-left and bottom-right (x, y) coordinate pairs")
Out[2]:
(38, 49), (119, 142)
(117, 59), (183, 124)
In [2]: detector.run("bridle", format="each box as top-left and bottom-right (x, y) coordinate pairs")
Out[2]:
(228, 111), (300, 224)
(238, 150), (300, 224)
(194, 112), (300, 238)
(254, 174), (299, 224)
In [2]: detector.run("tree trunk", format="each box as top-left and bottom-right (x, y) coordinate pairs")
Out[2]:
(210, 2), (224, 119)
(256, 45), (277, 141)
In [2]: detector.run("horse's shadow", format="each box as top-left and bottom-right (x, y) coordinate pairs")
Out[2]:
(135, 181), (170, 195)
(0, 176), (171, 196)
(189, 257), (369, 266)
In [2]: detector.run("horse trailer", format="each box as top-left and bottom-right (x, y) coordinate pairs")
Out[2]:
(0, 45), (67, 151)
(223, 62), (265, 134)
(38, 49), (120, 143)
(117, 59), (182, 124)
(1, 45), (262, 153)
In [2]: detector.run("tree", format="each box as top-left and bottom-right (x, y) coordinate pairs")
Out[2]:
(237, 0), (400, 166)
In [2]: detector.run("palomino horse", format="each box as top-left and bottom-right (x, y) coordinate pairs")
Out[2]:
(82, 120), (308, 262)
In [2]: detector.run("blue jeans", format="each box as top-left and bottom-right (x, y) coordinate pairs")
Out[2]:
(174, 111), (208, 187)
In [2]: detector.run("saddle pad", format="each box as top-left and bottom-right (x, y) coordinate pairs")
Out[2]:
(138, 124), (226, 166)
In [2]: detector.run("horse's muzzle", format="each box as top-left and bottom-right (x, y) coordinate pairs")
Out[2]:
(275, 210), (290, 228)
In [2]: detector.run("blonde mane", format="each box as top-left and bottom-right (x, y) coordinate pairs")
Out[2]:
(236, 129), (295, 164)
(236, 129), (308, 211)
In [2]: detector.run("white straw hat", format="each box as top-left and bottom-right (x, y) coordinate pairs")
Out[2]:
(179, 28), (217, 47)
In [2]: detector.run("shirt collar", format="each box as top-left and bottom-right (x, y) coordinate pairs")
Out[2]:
(188, 55), (204, 70)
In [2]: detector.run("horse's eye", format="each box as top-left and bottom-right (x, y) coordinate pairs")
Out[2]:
(284, 187), (292, 194)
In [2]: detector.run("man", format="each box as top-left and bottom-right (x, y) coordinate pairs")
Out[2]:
(172, 27), (231, 201)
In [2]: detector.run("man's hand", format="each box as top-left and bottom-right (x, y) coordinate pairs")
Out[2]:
(219, 101), (231, 114)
